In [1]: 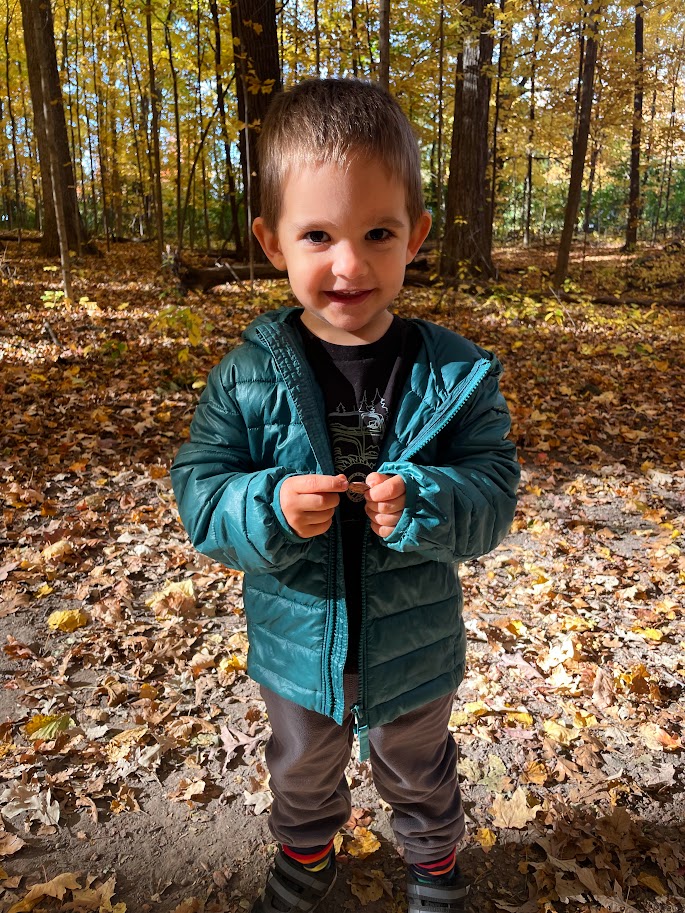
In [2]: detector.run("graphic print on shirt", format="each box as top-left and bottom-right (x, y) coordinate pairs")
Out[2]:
(329, 389), (387, 502)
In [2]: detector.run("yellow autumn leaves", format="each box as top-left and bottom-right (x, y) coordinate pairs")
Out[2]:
(6, 872), (125, 913)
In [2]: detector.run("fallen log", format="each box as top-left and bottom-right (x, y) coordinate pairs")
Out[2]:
(174, 254), (432, 294)
(542, 290), (685, 308)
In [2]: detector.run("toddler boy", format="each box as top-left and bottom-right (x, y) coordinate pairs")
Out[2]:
(171, 78), (519, 913)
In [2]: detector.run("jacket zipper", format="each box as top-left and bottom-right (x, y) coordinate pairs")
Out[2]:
(351, 521), (371, 761)
(397, 358), (492, 463)
(351, 357), (493, 758)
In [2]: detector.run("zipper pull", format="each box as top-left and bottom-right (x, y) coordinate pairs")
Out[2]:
(351, 704), (370, 762)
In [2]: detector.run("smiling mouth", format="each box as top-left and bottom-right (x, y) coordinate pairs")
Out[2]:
(325, 289), (372, 303)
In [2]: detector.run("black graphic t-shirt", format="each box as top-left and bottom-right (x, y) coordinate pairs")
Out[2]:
(297, 315), (422, 669)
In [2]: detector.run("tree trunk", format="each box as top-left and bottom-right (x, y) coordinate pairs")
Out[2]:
(91, 3), (110, 247)
(119, 1), (151, 239)
(25, 0), (73, 293)
(434, 0), (445, 240)
(230, 0), (281, 259)
(441, 0), (494, 278)
(523, 0), (540, 246)
(626, 0), (644, 250)
(378, 0), (389, 88)
(209, 0), (243, 257)
(553, 0), (602, 289)
(146, 2), (165, 262)
(490, 0), (507, 234)
(20, 0), (84, 257)
(165, 4), (182, 249)
(313, 0), (320, 76)
(350, 0), (359, 76)
(4, 8), (22, 232)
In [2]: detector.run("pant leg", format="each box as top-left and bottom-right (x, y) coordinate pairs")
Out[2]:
(260, 675), (358, 848)
(368, 691), (464, 865)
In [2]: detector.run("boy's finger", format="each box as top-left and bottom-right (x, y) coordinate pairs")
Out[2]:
(297, 493), (341, 512)
(293, 473), (349, 494)
(365, 473), (405, 502)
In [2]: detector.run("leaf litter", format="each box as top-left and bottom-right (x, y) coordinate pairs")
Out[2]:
(0, 242), (683, 911)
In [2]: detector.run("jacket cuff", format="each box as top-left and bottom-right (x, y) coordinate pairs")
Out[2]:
(273, 475), (309, 543)
(376, 464), (416, 547)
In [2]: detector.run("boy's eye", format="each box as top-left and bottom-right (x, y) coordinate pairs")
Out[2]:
(366, 228), (393, 242)
(304, 231), (329, 244)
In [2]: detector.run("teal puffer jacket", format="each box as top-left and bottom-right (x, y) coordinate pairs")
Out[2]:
(171, 308), (519, 745)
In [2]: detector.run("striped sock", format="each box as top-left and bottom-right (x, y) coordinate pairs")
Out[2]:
(411, 847), (457, 884)
(282, 840), (335, 872)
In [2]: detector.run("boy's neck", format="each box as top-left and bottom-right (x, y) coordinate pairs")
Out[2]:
(299, 308), (394, 346)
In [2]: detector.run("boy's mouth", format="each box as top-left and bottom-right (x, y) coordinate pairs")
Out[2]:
(325, 289), (372, 304)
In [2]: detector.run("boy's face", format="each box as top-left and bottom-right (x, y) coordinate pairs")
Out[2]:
(253, 157), (431, 345)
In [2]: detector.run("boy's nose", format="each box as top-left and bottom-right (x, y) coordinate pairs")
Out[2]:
(332, 241), (368, 280)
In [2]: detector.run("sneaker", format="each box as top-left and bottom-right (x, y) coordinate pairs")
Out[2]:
(251, 848), (337, 912)
(406, 862), (470, 912)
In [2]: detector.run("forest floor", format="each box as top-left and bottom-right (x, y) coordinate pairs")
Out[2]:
(0, 238), (684, 913)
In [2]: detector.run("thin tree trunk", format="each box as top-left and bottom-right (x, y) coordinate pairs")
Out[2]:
(351, 0), (359, 76)
(18, 59), (39, 230)
(165, 4), (182, 249)
(314, 0), (320, 76)
(553, 0), (602, 289)
(119, 3), (150, 237)
(79, 0), (98, 235)
(626, 0), (644, 250)
(435, 0), (445, 240)
(209, 0), (243, 256)
(91, 2), (110, 247)
(661, 46), (682, 238)
(4, 7), (22, 232)
(379, 0), (389, 88)
(490, 0), (506, 234)
(523, 0), (540, 246)
(583, 114), (601, 238)
(146, 1), (165, 262)
(364, 0), (375, 71)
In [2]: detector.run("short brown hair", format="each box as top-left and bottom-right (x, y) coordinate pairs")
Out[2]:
(257, 78), (425, 231)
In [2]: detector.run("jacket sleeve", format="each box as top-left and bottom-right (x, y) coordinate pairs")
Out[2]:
(170, 364), (313, 575)
(377, 372), (519, 564)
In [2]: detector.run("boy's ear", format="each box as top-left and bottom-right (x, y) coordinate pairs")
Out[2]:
(252, 217), (287, 271)
(405, 211), (432, 265)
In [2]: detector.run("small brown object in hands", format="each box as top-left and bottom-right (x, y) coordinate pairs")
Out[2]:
(348, 481), (370, 494)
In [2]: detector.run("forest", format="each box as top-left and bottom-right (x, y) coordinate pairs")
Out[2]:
(3, 0), (685, 277)
(0, 1), (684, 913)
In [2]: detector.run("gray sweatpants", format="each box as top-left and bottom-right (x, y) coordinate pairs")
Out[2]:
(260, 674), (464, 865)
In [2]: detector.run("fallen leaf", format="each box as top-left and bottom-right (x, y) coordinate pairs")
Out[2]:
(0, 829), (25, 856)
(47, 608), (89, 633)
(0, 784), (60, 826)
(475, 827), (496, 851)
(349, 869), (388, 905)
(490, 788), (539, 829)
(345, 827), (381, 859)
(243, 788), (273, 815)
(542, 719), (581, 746)
(638, 723), (681, 751)
(25, 713), (75, 741)
(7, 871), (80, 913)
(637, 871), (668, 895)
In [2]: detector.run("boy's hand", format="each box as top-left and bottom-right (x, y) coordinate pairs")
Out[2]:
(365, 473), (406, 538)
(280, 474), (348, 538)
